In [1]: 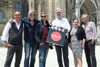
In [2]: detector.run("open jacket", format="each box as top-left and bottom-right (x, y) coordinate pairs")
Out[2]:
(34, 20), (50, 45)
(68, 26), (86, 43)
(21, 18), (40, 42)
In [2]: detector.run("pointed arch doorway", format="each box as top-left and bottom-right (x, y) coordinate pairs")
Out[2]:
(80, 0), (97, 24)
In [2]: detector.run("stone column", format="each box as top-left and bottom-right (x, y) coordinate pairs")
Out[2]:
(96, 7), (100, 44)
(38, 0), (41, 19)
(60, 0), (66, 17)
(55, 0), (60, 9)
(48, 0), (52, 21)
(75, 0), (80, 23)
(66, 0), (71, 21)
(28, 0), (35, 10)
(9, 7), (13, 19)
(55, 0), (60, 18)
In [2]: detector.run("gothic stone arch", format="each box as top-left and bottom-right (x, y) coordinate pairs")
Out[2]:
(80, 0), (97, 24)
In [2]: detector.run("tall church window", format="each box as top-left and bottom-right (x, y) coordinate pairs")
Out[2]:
(15, 0), (28, 18)
(0, 9), (6, 23)
(15, 0), (21, 12)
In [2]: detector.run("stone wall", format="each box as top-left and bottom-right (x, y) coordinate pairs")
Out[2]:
(0, 23), (6, 36)
(0, 24), (6, 46)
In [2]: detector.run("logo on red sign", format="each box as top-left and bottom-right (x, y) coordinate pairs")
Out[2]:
(51, 32), (61, 41)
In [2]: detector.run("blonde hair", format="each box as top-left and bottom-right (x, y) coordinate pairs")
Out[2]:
(41, 12), (47, 16)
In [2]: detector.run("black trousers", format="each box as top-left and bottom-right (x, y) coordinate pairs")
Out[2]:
(55, 39), (69, 67)
(85, 40), (97, 67)
(4, 44), (23, 67)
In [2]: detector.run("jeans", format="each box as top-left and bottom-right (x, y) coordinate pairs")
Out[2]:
(4, 44), (22, 67)
(55, 39), (69, 67)
(39, 44), (49, 67)
(24, 42), (38, 67)
(85, 41), (97, 67)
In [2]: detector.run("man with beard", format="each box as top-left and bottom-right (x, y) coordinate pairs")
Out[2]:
(52, 8), (71, 67)
(22, 10), (40, 67)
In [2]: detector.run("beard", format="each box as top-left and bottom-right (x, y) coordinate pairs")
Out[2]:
(57, 15), (61, 18)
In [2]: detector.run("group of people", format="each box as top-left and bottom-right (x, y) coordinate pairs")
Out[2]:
(1, 8), (97, 67)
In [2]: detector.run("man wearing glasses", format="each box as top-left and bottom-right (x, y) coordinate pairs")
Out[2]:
(9, 10), (40, 67)
(22, 10), (40, 67)
(52, 8), (70, 67)
(1, 11), (23, 67)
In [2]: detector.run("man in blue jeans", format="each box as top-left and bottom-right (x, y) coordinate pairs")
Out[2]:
(9, 10), (40, 67)
(22, 10), (40, 67)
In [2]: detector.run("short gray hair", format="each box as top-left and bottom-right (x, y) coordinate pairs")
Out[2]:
(28, 10), (35, 15)
(55, 8), (62, 12)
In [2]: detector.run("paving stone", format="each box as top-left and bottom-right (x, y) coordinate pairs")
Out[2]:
(0, 46), (100, 67)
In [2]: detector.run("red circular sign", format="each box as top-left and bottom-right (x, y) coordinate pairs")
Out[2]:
(51, 32), (61, 41)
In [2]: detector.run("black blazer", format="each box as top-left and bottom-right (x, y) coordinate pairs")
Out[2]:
(34, 20), (50, 45)
(68, 26), (86, 43)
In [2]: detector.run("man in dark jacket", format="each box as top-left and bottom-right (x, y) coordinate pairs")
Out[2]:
(22, 10), (40, 67)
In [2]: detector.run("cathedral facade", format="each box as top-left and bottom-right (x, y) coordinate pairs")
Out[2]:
(0, 0), (100, 44)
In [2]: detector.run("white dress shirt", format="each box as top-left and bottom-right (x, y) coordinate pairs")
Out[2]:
(52, 18), (71, 35)
(1, 20), (22, 41)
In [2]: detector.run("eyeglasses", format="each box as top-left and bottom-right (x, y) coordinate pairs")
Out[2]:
(15, 14), (21, 17)
(30, 14), (35, 16)
(56, 12), (61, 13)
(41, 16), (46, 17)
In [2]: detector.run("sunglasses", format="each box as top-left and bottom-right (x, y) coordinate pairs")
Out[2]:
(15, 14), (21, 17)
(30, 14), (35, 16)
(41, 16), (46, 17)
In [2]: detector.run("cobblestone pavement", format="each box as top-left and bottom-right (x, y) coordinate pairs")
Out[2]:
(0, 46), (100, 67)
